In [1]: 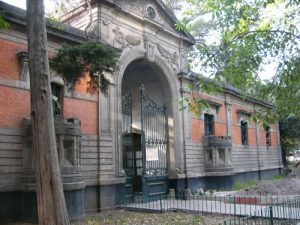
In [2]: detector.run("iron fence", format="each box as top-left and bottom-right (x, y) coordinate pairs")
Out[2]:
(117, 194), (300, 225)
(221, 199), (300, 225)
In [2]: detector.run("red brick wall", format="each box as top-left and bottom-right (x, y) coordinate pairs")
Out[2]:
(0, 39), (26, 80)
(215, 123), (227, 136)
(64, 97), (97, 134)
(0, 86), (31, 127)
(0, 37), (98, 134)
(191, 118), (203, 142)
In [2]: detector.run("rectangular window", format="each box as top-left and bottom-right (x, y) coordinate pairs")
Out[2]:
(51, 83), (63, 115)
(265, 126), (271, 147)
(241, 121), (248, 145)
(204, 114), (214, 136)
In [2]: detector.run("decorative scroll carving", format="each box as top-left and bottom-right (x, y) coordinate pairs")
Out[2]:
(144, 40), (156, 62)
(85, 20), (100, 42)
(17, 51), (29, 82)
(113, 27), (141, 49)
(157, 43), (179, 69)
(125, 35), (141, 46)
(113, 27), (128, 49)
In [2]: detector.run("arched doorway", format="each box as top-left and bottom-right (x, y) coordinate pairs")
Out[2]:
(121, 59), (173, 202)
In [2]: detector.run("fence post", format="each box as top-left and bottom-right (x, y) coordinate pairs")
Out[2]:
(160, 195), (163, 213)
(234, 196), (236, 216)
(269, 206), (274, 225)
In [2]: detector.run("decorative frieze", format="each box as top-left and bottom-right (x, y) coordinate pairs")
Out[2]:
(113, 27), (128, 49)
(125, 34), (141, 46)
(157, 43), (179, 71)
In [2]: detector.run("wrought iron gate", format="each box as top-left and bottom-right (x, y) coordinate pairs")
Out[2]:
(140, 84), (168, 200)
(140, 84), (168, 177)
(121, 85), (168, 203)
(121, 91), (134, 202)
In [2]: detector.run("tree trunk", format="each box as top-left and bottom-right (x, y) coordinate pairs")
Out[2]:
(26, 1), (70, 224)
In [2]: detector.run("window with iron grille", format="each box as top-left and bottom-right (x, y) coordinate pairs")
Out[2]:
(265, 126), (271, 147)
(51, 83), (63, 115)
(204, 113), (214, 136)
(241, 120), (248, 145)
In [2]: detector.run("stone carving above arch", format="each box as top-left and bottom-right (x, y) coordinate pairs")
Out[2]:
(113, 27), (142, 49)
(157, 43), (179, 72)
(113, 27), (128, 49)
(125, 35), (142, 46)
(144, 38), (156, 62)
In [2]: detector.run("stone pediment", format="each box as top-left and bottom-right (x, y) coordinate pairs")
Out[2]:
(114, 0), (194, 44)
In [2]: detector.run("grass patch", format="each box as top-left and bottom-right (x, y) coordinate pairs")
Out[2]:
(271, 174), (285, 180)
(234, 180), (258, 190)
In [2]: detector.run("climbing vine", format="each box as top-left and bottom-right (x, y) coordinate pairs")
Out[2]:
(51, 42), (118, 95)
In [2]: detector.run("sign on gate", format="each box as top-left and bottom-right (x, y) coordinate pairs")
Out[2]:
(146, 147), (159, 161)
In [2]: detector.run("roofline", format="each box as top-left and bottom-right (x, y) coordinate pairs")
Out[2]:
(178, 71), (274, 109)
(154, 0), (195, 45)
(59, 0), (196, 46)
(0, 1), (88, 44)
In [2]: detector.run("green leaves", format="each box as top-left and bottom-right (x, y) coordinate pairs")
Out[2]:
(0, 10), (10, 29)
(51, 42), (118, 95)
(174, 0), (300, 124)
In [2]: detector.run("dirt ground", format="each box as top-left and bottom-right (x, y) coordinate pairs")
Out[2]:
(6, 211), (232, 225)
(238, 163), (300, 195)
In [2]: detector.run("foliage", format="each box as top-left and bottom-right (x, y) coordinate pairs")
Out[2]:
(0, 10), (10, 29)
(173, 0), (300, 124)
(51, 42), (118, 95)
(280, 118), (300, 154)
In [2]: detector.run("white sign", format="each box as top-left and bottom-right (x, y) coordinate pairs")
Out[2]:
(146, 147), (159, 161)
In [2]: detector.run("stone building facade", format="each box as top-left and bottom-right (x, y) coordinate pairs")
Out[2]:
(0, 0), (283, 222)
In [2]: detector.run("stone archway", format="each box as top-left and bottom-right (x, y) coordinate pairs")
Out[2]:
(113, 46), (185, 199)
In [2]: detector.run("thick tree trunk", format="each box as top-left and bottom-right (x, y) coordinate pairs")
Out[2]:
(26, 1), (70, 224)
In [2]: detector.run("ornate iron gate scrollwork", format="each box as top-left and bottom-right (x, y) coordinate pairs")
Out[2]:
(122, 91), (133, 176)
(140, 84), (168, 176)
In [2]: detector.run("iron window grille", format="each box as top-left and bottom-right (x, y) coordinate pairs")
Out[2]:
(241, 120), (248, 145)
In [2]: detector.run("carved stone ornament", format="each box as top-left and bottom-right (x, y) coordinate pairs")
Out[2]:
(125, 35), (141, 46)
(102, 18), (111, 26)
(17, 51), (29, 82)
(157, 43), (179, 70)
(85, 20), (100, 42)
(144, 39), (156, 62)
(113, 27), (128, 49)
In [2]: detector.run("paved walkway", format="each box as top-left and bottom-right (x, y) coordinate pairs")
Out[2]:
(122, 198), (300, 220)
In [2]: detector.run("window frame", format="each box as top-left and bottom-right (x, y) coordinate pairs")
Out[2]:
(265, 126), (271, 147)
(241, 120), (248, 145)
(51, 83), (64, 115)
(204, 113), (215, 136)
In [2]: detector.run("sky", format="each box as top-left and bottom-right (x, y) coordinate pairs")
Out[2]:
(1, 0), (55, 13)
(2, 0), (276, 80)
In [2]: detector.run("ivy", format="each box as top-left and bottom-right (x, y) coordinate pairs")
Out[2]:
(51, 42), (118, 95)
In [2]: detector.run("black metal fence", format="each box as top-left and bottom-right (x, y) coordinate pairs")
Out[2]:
(221, 199), (300, 225)
(117, 194), (300, 225)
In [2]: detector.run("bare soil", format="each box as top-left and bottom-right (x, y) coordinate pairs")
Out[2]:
(238, 163), (300, 195)
(6, 211), (233, 225)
